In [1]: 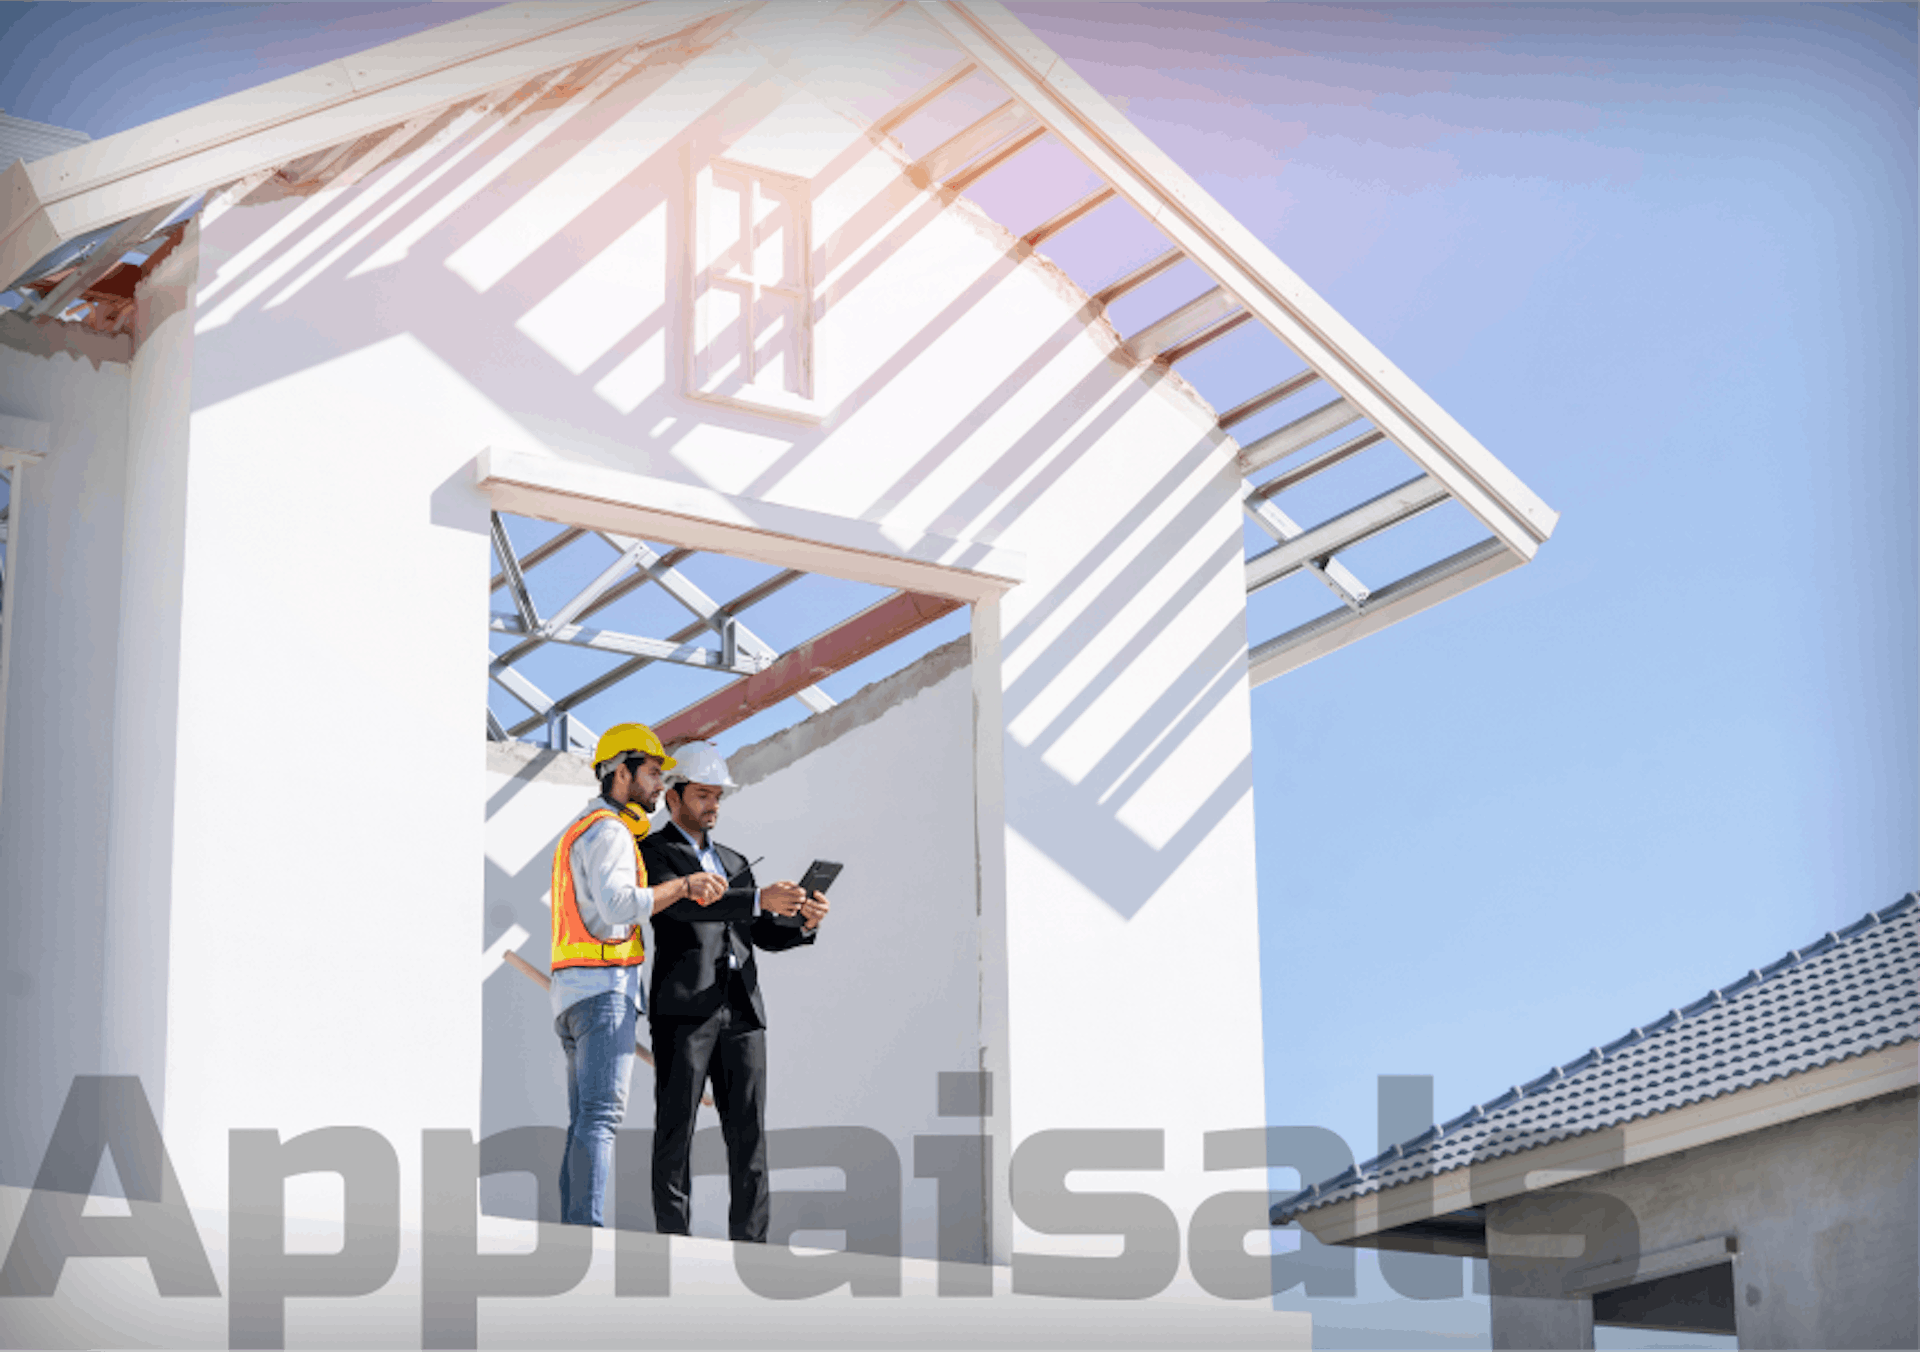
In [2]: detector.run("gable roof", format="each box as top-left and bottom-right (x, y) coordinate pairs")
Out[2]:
(1272, 893), (1920, 1228)
(0, 1), (1558, 689)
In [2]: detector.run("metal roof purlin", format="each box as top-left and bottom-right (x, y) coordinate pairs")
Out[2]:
(920, 1), (1559, 561)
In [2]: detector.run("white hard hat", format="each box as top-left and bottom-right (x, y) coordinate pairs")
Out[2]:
(665, 740), (736, 791)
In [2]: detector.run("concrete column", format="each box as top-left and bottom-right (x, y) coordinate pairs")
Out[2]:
(1692, 1090), (1915, 1349)
(98, 223), (200, 1109)
(1490, 1289), (1594, 1349)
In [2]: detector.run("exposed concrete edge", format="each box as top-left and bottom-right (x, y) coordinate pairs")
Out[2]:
(486, 738), (597, 787)
(729, 635), (971, 790)
(132, 218), (198, 353)
(0, 307), (131, 367)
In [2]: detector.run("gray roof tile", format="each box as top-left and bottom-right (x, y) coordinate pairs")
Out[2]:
(1271, 893), (1920, 1224)
(0, 112), (89, 167)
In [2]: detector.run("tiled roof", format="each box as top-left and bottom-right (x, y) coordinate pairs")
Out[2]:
(0, 112), (89, 167)
(1272, 894), (1920, 1225)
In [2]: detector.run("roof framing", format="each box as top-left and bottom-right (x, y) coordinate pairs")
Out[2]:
(922, 3), (1556, 557)
(2, 0), (1561, 708)
(0, 1), (753, 289)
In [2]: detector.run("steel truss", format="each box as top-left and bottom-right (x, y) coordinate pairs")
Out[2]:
(910, 6), (1554, 686)
(487, 514), (962, 755)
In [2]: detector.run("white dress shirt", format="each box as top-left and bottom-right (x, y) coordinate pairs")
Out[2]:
(663, 819), (758, 968)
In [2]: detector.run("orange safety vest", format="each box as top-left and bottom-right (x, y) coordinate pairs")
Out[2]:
(550, 808), (648, 971)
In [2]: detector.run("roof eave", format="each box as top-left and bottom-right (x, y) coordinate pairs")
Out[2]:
(0, 1), (749, 291)
(1275, 1042), (1917, 1246)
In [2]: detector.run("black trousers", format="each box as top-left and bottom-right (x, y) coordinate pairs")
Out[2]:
(648, 975), (769, 1242)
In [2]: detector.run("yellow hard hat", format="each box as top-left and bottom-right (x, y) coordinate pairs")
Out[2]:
(592, 723), (676, 776)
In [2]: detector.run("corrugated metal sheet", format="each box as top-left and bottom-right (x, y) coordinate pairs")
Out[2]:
(0, 112), (89, 166)
(1272, 893), (1920, 1225)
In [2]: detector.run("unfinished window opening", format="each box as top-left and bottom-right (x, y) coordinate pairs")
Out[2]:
(1592, 1262), (1739, 1345)
(481, 487), (997, 1244)
(687, 159), (818, 419)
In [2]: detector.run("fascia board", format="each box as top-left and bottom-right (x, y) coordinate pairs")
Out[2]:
(476, 448), (1025, 604)
(0, 2), (740, 290)
(1290, 1043), (1918, 1248)
(0, 159), (60, 296)
(923, 2), (1559, 559)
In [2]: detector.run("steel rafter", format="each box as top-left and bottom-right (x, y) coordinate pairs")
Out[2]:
(500, 565), (807, 741)
(485, 517), (835, 745)
(594, 532), (836, 715)
(487, 613), (768, 674)
(489, 512), (540, 632)
(490, 660), (596, 754)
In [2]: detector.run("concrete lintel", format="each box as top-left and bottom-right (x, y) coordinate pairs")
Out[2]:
(1564, 1233), (1737, 1297)
(476, 447), (1025, 603)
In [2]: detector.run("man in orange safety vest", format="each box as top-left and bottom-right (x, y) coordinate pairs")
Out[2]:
(550, 722), (726, 1227)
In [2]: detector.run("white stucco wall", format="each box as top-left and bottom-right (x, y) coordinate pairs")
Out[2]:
(0, 232), (199, 1191)
(77, 4), (1270, 1268)
(0, 322), (133, 1189)
(714, 637), (981, 1257)
(1488, 1087), (1919, 1351)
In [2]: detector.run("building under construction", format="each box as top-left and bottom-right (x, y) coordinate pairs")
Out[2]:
(0, 5), (1565, 1345)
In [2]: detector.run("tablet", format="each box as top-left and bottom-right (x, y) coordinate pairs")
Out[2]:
(771, 860), (841, 927)
(798, 859), (843, 896)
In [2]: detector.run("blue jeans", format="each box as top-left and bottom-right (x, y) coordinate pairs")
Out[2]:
(555, 990), (637, 1227)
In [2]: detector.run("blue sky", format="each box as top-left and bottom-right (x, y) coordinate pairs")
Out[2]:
(3, 4), (1913, 1345)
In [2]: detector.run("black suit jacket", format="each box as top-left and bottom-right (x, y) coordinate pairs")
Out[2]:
(640, 823), (815, 1023)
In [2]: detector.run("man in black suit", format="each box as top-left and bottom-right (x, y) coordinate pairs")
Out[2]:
(638, 740), (829, 1243)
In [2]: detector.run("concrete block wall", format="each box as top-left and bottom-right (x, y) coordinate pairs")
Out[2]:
(1488, 1086), (1919, 1349)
